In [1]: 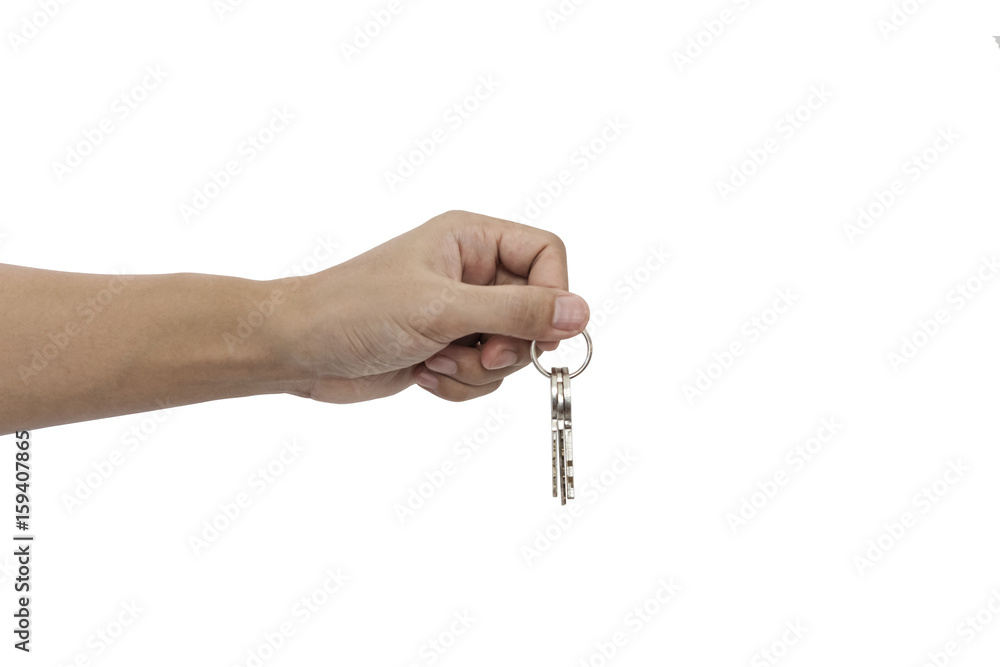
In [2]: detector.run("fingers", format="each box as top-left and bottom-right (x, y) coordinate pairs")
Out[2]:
(427, 341), (529, 383)
(412, 340), (531, 401)
(414, 373), (504, 402)
(479, 335), (528, 370)
(443, 283), (590, 342)
(426, 212), (587, 342)
(489, 273), (560, 354)
(534, 340), (560, 352)
(435, 211), (570, 291)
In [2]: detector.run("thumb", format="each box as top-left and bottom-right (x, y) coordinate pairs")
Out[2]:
(444, 284), (590, 341)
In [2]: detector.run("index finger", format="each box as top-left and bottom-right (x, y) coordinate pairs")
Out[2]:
(446, 211), (569, 291)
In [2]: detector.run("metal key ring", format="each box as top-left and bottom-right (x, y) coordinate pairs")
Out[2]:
(530, 330), (592, 379)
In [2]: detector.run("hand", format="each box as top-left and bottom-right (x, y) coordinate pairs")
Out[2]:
(282, 211), (590, 403)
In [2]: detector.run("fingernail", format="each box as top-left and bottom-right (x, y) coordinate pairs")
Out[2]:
(415, 371), (439, 390)
(425, 355), (458, 375)
(489, 350), (518, 370)
(553, 294), (589, 331)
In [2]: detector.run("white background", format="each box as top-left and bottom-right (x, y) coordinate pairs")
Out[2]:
(3, 0), (1000, 665)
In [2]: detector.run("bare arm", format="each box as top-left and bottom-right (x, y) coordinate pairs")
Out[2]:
(0, 212), (590, 435)
(0, 265), (303, 433)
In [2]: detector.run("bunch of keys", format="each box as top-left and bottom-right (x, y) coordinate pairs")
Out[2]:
(530, 330), (592, 505)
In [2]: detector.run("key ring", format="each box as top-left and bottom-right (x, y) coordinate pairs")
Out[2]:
(530, 330), (592, 379)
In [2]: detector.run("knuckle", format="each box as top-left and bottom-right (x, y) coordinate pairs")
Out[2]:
(438, 378), (502, 402)
(483, 379), (503, 395)
(449, 364), (479, 386)
(544, 231), (567, 257)
(442, 386), (474, 402)
(426, 210), (460, 232)
(502, 290), (536, 326)
(550, 233), (567, 254)
(437, 210), (471, 227)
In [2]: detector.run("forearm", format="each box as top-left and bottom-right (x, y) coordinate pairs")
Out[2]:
(0, 265), (307, 434)
(0, 214), (589, 432)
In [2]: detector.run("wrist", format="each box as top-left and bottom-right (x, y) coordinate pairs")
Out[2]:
(255, 275), (319, 397)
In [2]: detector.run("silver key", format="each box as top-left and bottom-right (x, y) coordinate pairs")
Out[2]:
(550, 368), (559, 497)
(555, 367), (567, 504)
(560, 366), (574, 501)
(531, 331), (592, 504)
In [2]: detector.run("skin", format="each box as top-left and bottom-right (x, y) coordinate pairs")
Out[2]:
(0, 211), (590, 435)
